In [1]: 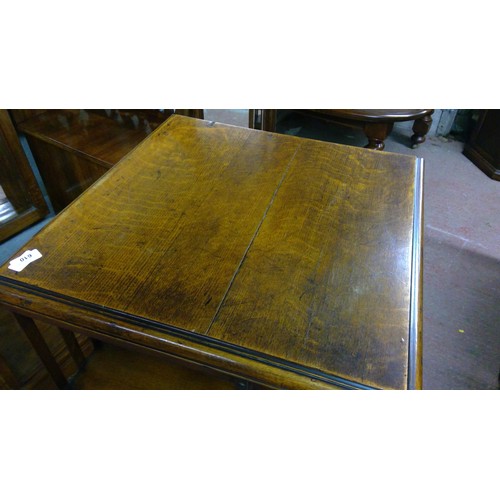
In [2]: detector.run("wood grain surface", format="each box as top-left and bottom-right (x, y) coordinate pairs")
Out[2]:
(0, 115), (423, 389)
(209, 141), (418, 389)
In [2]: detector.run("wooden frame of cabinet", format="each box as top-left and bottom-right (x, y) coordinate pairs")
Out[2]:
(463, 110), (500, 181)
(0, 110), (49, 243)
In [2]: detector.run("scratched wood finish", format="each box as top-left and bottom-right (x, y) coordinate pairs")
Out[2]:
(5, 118), (301, 331)
(209, 144), (417, 389)
(0, 115), (423, 389)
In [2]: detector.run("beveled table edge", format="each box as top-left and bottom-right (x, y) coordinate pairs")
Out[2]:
(0, 116), (424, 390)
(0, 277), (377, 390)
(408, 157), (424, 390)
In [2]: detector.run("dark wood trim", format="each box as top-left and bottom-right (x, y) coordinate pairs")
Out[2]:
(0, 207), (43, 244)
(20, 130), (113, 169)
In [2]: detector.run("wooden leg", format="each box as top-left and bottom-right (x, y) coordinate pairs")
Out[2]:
(363, 122), (393, 150)
(248, 109), (257, 129)
(0, 352), (20, 389)
(261, 110), (277, 132)
(411, 114), (433, 148)
(13, 314), (67, 389)
(189, 109), (205, 120)
(175, 109), (205, 119)
(236, 379), (263, 390)
(59, 328), (86, 367)
(250, 110), (278, 131)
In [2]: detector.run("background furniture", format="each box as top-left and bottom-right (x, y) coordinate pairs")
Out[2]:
(251, 109), (434, 150)
(463, 110), (500, 181)
(0, 303), (94, 389)
(11, 109), (204, 212)
(0, 115), (423, 390)
(0, 110), (49, 243)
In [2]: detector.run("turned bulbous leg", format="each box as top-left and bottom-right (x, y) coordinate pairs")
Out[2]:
(363, 122), (393, 151)
(411, 114), (433, 148)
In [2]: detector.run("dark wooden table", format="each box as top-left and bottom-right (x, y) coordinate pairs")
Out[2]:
(251, 109), (434, 151)
(0, 115), (424, 389)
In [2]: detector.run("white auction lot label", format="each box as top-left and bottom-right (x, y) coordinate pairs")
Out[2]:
(8, 249), (43, 272)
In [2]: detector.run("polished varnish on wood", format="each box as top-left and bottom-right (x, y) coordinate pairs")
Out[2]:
(15, 109), (175, 212)
(17, 109), (166, 167)
(0, 115), (423, 389)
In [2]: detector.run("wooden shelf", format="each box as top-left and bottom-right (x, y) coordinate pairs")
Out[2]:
(69, 342), (240, 390)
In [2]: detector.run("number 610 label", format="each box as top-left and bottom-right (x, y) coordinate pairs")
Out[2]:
(8, 249), (43, 272)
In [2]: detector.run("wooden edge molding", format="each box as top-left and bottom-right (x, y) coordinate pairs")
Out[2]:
(0, 279), (375, 390)
(408, 157), (424, 389)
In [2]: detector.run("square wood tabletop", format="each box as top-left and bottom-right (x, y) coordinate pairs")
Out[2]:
(0, 115), (423, 389)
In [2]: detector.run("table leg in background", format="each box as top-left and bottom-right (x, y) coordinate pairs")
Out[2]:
(58, 328), (86, 367)
(13, 314), (67, 389)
